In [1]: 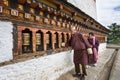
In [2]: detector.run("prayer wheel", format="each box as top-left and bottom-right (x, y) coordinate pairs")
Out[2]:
(22, 33), (30, 46)
(36, 33), (41, 45)
(46, 33), (50, 44)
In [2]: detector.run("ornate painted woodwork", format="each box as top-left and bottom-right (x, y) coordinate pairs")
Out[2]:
(0, 0), (109, 56)
(0, 6), (3, 13)
(11, 9), (18, 16)
(3, 0), (9, 6)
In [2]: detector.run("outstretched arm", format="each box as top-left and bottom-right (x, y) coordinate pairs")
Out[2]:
(94, 38), (99, 48)
(80, 34), (92, 48)
(65, 36), (72, 47)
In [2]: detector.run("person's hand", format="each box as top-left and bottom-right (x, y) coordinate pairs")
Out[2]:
(62, 42), (65, 47)
(90, 45), (93, 48)
(93, 45), (96, 48)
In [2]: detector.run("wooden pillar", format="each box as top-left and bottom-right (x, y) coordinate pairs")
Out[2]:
(58, 32), (61, 48)
(42, 29), (47, 51)
(32, 29), (37, 53)
(51, 31), (55, 49)
(17, 28), (22, 55)
(64, 32), (67, 43)
(69, 33), (71, 40)
(13, 23), (18, 56)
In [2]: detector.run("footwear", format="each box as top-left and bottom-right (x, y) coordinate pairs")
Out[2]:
(86, 65), (91, 68)
(72, 73), (81, 77)
(82, 71), (87, 76)
(93, 63), (97, 67)
(81, 74), (85, 80)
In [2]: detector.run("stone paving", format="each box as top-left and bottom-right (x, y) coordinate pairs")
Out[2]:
(57, 49), (115, 80)
(109, 50), (120, 80)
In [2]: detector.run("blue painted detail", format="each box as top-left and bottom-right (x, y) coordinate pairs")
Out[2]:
(114, 6), (120, 11)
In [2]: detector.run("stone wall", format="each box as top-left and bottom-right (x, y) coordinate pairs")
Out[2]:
(0, 43), (106, 80)
(67, 0), (97, 20)
(0, 21), (13, 63)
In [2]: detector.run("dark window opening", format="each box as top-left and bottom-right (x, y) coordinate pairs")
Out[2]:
(44, 11), (48, 18)
(24, 3), (30, 13)
(66, 34), (69, 42)
(22, 29), (33, 53)
(55, 32), (59, 48)
(46, 31), (52, 50)
(10, 0), (18, 9)
(36, 30), (43, 51)
(61, 33), (64, 42)
(35, 7), (40, 15)
(50, 13), (54, 19)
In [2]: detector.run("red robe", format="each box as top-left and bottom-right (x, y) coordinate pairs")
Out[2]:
(66, 33), (91, 64)
(88, 37), (99, 64)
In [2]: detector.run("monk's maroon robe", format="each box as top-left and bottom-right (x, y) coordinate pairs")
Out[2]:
(66, 33), (91, 64)
(88, 37), (99, 64)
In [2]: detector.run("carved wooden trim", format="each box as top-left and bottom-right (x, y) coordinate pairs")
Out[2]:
(27, 0), (31, 4)
(11, 9), (19, 16)
(25, 13), (31, 19)
(36, 16), (40, 21)
(0, 6), (3, 13)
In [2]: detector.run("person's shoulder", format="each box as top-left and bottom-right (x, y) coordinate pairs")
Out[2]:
(95, 37), (98, 39)
(76, 32), (83, 35)
(76, 33), (83, 37)
(95, 37), (99, 41)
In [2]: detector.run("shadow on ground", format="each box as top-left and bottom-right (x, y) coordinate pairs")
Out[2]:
(57, 70), (85, 80)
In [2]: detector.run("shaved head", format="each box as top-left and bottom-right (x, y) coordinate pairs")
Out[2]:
(70, 26), (76, 30)
(70, 26), (76, 34)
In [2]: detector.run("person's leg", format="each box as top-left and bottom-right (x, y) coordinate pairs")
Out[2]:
(73, 63), (81, 77)
(74, 63), (81, 74)
(81, 64), (87, 76)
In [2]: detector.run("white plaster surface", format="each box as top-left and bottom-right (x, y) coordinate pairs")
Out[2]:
(98, 43), (107, 53)
(67, 0), (97, 20)
(0, 21), (13, 63)
(0, 51), (74, 80)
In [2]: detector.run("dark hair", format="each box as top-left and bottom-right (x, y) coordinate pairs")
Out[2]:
(89, 32), (94, 36)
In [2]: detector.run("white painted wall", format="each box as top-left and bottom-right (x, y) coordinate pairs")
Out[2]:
(0, 21), (13, 63)
(98, 43), (107, 53)
(0, 43), (106, 80)
(0, 51), (74, 80)
(67, 0), (97, 20)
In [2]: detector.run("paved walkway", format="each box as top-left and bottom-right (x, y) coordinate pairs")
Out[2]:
(109, 49), (120, 80)
(57, 49), (115, 80)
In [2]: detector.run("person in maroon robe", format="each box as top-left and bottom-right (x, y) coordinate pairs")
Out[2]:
(66, 26), (92, 77)
(88, 32), (99, 66)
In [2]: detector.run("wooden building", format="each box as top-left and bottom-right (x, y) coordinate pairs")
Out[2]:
(0, 0), (110, 80)
(0, 0), (109, 58)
